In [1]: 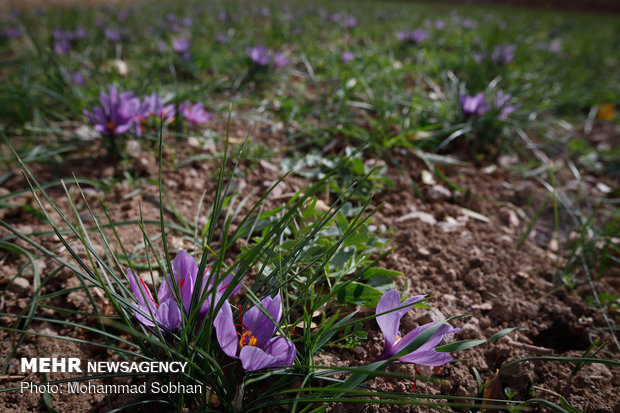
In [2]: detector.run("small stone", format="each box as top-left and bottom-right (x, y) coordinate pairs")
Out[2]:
(414, 307), (446, 325)
(425, 185), (451, 202)
(499, 207), (519, 229)
(17, 225), (33, 235)
(464, 268), (484, 288)
(498, 154), (518, 169)
(443, 294), (457, 304)
(125, 139), (141, 157)
(396, 210), (436, 225)
(596, 182), (612, 194)
(351, 346), (367, 358)
(421, 170), (436, 185)
(416, 246), (431, 256)
(187, 137), (201, 148)
(9, 277), (30, 294)
(471, 302), (493, 311)
(260, 160), (280, 173)
(548, 238), (559, 253)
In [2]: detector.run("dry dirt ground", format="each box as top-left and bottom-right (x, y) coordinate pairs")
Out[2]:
(1, 118), (619, 412)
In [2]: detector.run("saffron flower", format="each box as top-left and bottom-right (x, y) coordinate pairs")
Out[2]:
(83, 85), (140, 135)
(376, 289), (459, 366)
(126, 269), (182, 332)
(104, 27), (122, 43)
(172, 37), (191, 60)
(340, 16), (357, 29)
(460, 93), (489, 116)
(4, 27), (21, 39)
(397, 29), (428, 44)
(491, 44), (516, 64)
(246, 44), (270, 66)
(141, 93), (175, 120)
(273, 52), (291, 68)
(126, 250), (240, 330)
(495, 91), (521, 120)
(341, 51), (355, 63)
(181, 102), (213, 125)
(214, 292), (296, 371)
(164, 250), (241, 317)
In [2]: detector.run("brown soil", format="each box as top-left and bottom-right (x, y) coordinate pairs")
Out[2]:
(1, 117), (619, 412)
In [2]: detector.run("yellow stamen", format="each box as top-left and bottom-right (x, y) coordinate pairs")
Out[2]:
(395, 336), (402, 344)
(239, 330), (257, 348)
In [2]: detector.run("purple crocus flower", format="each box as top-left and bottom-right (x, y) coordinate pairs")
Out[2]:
(216, 33), (229, 44)
(548, 39), (562, 53)
(181, 17), (193, 27)
(472, 52), (487, 64)
(376, 290), (459, 366)
(495, 91), (521, 120)
(126, 269), (182, 331)
(273, 52), (291, 68)
(495, 90), (512, 109)
(126, 250), (240, 330)
(341, 16), (357, 29)
(247, 44), (270, 66)
(218, 10), (229, 22)
(104, 28), (122, 43)
(341, 51), (354, 62)
(53, 29), (74, 55)
(214, 292), (296, 371)
(75, 27), (86, 39)
(4, 27), (21, 38)
(83, 85), (141, 135)
(172, 37), (191, 60)
(164, 250), (241, 317)
(72, 71), (86, 86)
(134, 93), (175, 136)
(460, 93), (489, 116)
(397, 29), (428, 44)
(462, 18), (477, 29)
(141, 93), (175, 120)
(491, 44), (516, 64)
(181, 102), (213, 125)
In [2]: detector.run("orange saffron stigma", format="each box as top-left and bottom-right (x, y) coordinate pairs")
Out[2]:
(412, 364), (418, 390)
(239, 330), (257, 348)
(107, 121), (115, 131)
(139, 278), (159, 308)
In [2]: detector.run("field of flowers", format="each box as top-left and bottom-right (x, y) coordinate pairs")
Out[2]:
(0, 1), (619, 412)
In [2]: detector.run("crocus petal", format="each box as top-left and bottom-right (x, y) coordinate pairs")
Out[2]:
(398, 323), (460, 366)
(114, 122), (134, 135)
(376, 289), (425, 353)
(199, 270), (241, 315)
(398, 347), (453, 366)
(213, 300), (239, 359)
(391, 322), (435, 355)
(157, 272), (174, 303)
(218, 272), (242, 296)
(171, 250), (198, 312)
(262, 336), (296, 367)
(156, 300), (182, 331)
(133, 304), (156, 327)
(239, 345), (279, 371)
(239, 336), (295, 371)
(242, 292), (282, 346)
(127, 269), (155, 310)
